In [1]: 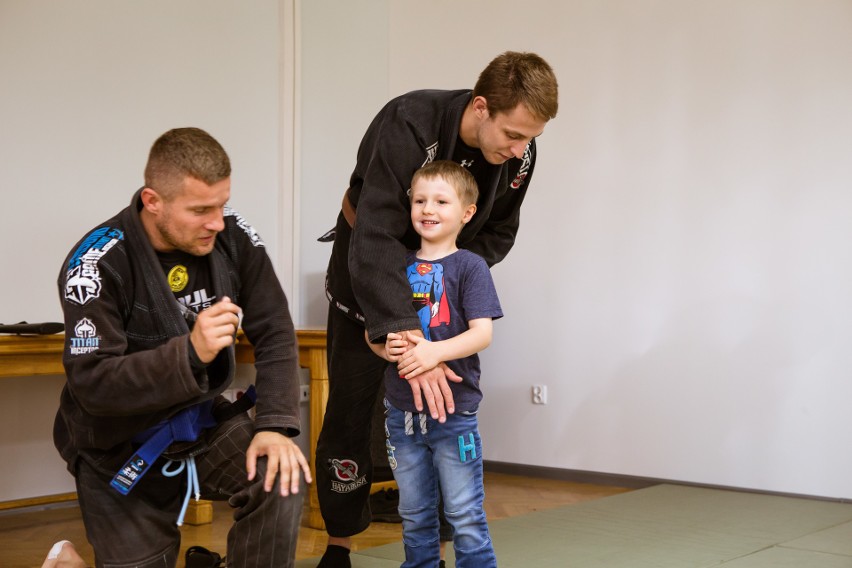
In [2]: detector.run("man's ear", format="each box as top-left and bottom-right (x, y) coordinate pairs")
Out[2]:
(471, 96), (489, 119)
(140, 187), (162, 214)
(462, 203), (477, 224)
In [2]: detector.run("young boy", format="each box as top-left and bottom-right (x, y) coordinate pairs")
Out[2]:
(368, 160), (502, 568)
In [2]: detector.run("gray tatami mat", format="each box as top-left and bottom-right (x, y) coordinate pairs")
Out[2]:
(297, 484), (852, 567)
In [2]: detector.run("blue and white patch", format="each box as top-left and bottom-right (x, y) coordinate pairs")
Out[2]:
(64, 227), (124, 305)
(69, 317), (100, 355)
(225, 207), (265, 248)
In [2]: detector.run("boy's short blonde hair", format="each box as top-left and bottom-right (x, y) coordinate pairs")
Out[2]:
(410, 160), (479, 206)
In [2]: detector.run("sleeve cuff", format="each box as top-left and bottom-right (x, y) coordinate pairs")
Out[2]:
(188, 340), (208, 373)
(256, 426), (299, 438)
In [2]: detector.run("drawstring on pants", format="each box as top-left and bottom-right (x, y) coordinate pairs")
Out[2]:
(161, 456), (201, 526)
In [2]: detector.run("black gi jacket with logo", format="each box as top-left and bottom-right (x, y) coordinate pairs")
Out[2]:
(55, 189), (300, 473)
(326, 89), (538, 341)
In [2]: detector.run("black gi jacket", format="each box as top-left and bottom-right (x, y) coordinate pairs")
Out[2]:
(326, 89), (537, 342)
(55, 189), (300, 473)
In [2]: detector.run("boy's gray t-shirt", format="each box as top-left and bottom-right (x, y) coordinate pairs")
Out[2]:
(384, 249), (502, 413)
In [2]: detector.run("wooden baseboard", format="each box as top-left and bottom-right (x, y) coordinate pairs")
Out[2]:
(484, 460), (659, 490)
(0, 492), (213, 526)
(484, 460), (852, 503)
(0, 492), (78, 512)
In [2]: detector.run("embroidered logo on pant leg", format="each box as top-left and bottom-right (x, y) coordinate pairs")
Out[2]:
(329, 458), (367, 493)
(458, 433), (477, 463)
(385, 439), (397, 470)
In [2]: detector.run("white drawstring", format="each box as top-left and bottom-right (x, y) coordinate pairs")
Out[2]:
(161, 456), (200, 526)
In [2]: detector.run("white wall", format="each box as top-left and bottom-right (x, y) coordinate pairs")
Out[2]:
(298, 0), (852, 500)
(0, 0), (290, 321)
(297, 0), (391, 327)
(385, 0), (852, 499)
(0, 0), (293, 500)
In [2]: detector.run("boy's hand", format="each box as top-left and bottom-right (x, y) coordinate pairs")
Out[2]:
(385, 332), (408, 362)
(397, 332), (440, 379)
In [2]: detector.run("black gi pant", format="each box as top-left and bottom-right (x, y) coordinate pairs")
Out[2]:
(316, 302), (454, 542)
(74, 411), (303, 568)
(315, 306), (388, 536)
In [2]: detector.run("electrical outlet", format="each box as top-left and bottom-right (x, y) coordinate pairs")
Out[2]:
(299, 385), (310, 403)
(531, 384), (547, 405)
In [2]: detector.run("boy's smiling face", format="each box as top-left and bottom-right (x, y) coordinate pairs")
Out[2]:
(409, 175), (477, 246)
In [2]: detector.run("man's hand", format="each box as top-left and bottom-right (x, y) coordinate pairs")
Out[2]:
(190, 296), (242, 363)
(406, 362), (463, 423)
(246, 430), (312, 497)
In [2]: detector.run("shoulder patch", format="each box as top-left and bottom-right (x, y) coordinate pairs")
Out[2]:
(64, 227), (124, 305)
(68, 317), (101, 355)
(422, 141), (439, 167)
(510, 144), (533, 189)
(224, 206), (265, 248)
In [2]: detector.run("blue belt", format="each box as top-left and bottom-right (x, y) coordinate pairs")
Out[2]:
(110, 386), (256, 525)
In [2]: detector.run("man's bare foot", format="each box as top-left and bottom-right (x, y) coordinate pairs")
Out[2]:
(42, 541), (87, 568)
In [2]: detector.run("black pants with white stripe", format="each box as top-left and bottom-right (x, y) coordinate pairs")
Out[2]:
(74, 411), (303, 568)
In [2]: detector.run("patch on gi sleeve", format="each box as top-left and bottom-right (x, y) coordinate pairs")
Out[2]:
(421, 141), (439, 167)
(224, 206), (265, 247)
(68, 317), (101, 355)
(510, 144), (533, 189)
(64, 227), (124, 305)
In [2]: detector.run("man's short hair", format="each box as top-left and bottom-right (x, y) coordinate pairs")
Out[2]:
(473, 51), (559, 122)
(144, 127), (231, 200)
(411, 160), (479, 207)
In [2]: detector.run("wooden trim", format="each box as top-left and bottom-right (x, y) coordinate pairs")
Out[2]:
(0, 334), (65, 378)
(0, 492), (78, 512)
(0, 330), (330, 376)
(484, 460), (658, 490)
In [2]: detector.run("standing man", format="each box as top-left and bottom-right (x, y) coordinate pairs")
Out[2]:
(316, 51), (558, 567)
(55, 127), (310, 568)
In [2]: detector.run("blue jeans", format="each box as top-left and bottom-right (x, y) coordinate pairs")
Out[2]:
(384, 399), (496, 568)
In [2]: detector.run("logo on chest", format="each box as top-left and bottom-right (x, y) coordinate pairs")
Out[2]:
(168, 265), (189, 292)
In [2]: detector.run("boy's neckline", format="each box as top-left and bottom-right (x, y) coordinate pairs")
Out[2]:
(415, 245), (459, 262)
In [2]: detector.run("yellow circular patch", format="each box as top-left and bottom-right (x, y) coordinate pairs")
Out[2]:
(168, 265), (189, 292)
